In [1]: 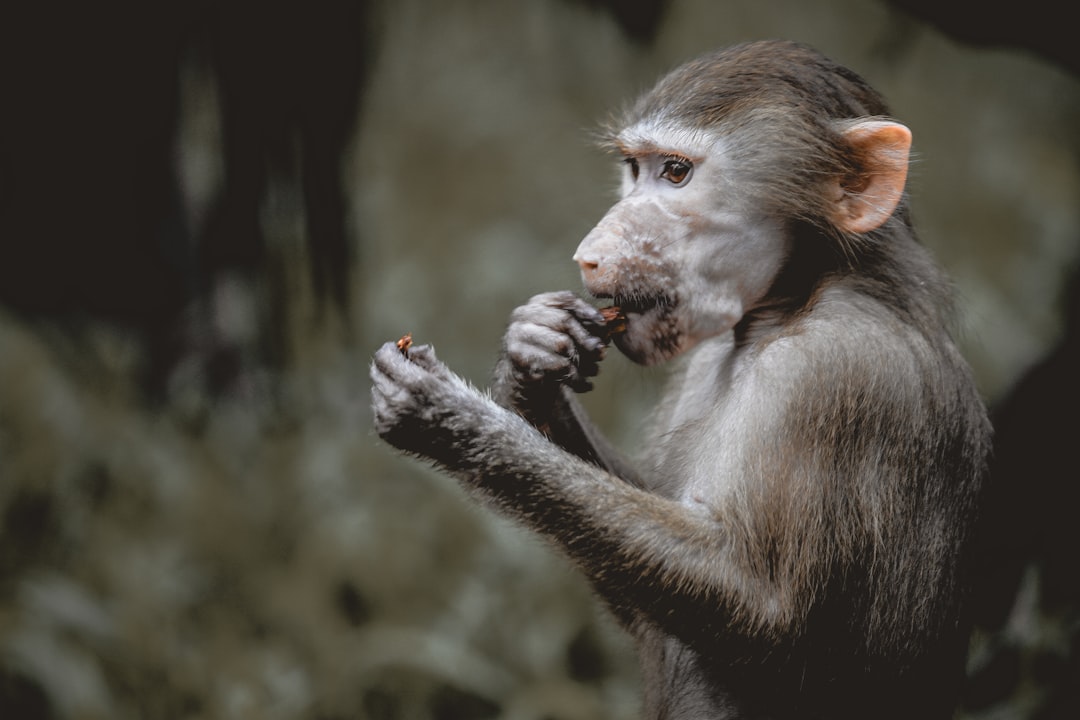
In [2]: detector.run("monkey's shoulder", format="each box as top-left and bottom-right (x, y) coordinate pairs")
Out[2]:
(745, 291), (968, 408)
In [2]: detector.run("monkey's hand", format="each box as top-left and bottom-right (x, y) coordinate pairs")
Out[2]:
(371, 341), (490, 461)
(487, 291), (641, 483)
(492, 291), (608, 419)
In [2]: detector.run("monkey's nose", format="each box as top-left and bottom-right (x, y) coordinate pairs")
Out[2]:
(573, 253), (604, 286)
(575, 254), (599, 273)
(574, 224), (618, 290)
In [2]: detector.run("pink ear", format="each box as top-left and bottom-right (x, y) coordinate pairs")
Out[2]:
(831, 121), (912, 234)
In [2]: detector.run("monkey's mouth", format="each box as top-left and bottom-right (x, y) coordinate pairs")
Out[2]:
(610, 293), (669, 317)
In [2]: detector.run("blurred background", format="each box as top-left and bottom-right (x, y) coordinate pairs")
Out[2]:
(1, 1), (1077, 718)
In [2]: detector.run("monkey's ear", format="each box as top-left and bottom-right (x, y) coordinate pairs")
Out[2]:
(829, 120), (912, 234)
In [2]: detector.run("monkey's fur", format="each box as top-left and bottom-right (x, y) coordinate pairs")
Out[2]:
(372, 40), (991, 719)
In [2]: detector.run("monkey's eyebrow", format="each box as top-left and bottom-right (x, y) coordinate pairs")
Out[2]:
(612, 140), (702, 165)
(660, 151), (696, 165)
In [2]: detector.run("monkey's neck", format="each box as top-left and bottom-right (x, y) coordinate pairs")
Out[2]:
(734, 224), (840, 345)
(733, 298), (811, 349)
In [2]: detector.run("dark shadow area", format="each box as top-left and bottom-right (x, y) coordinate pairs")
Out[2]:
(964, 268), (1080, 718)
(0, 0), (668, 400)
(0, 2), (371, 397)
(887, 1), (1080, 76)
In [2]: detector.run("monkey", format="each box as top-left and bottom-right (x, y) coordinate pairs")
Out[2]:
(370, 40), (991, 720)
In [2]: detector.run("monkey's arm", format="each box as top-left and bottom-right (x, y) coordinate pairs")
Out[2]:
(490, 291), (643, 486)
(372, 341), (795, 643)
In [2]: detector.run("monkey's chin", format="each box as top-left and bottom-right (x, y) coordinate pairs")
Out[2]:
(611, 303), (685, 366)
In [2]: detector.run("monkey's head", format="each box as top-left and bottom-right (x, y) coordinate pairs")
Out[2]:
(575, 40), (912, 365)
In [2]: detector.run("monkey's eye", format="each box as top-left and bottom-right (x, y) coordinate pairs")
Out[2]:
(625, 157), (640, 181)
(660, 158), (693, 186)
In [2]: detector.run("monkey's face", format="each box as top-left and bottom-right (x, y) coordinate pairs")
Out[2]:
(574, 124), (790, 366)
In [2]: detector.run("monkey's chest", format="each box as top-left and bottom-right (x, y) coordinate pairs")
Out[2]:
(650, 346), (777, 509)
(664, 337), (738, 426)
(649, 397), (744, 509)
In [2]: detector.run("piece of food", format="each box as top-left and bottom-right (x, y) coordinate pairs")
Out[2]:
(396, 333), (413, 356)
(598, 306), (627, 338)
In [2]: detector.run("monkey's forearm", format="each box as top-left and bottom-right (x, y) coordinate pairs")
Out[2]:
(491, 358), (642, 484)
(557, 387), (645, 487)
(428, 396), (792, 645)
(372, 345), (791, 650)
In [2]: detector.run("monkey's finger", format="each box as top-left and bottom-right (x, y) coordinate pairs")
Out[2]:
(523, 290), (603, 320)
(566, 375), (594, 394)
(511, 302), (576, 331)
(511, 312), (604, 360)
(555, 294), (608, 327)
(565, 319), (606, 355)
(509, 327), (604, 382)
(370, 361), (411, 408)
(522, 290), (608, 327)
(563, 296), (610, 329)
(523, 322), (602, 361)
(372, 342), (431, 385)
(371, 343), (415, 382)
(514, 297), (606, 336)
(509, 352), (594, 393)
(512, 323), (599, 359)
(509, 343), (574, 382)
(576, 352), (602, 379)
(403, 344), (453, 380)
(373, 341), (408, 370)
